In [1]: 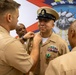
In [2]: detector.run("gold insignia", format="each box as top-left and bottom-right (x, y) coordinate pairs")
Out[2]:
(40, 9), (46, 15)
(41, 10), (45, 15)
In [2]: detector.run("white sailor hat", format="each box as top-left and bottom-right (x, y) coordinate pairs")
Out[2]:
(37, 6), (59, 21)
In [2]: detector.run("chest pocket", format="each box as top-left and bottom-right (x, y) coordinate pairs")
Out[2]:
(45, 45), (59, 64)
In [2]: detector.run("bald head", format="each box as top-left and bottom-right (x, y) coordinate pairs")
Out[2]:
(16, 23), (27, 38)
(69, 20), (76, 31)
(68, 20), (76, 48)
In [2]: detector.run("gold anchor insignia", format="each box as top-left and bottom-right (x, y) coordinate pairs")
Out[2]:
(40, 9), (46, 15)
(41, 10), (45, 15)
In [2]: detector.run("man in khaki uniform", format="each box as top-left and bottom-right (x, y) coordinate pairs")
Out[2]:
(15, 23), (27, 48)
(0, 0), (42, 75)
(15, 23), (33, 55)
(45, 20), (76, 75)
(33, 6), (69, 75)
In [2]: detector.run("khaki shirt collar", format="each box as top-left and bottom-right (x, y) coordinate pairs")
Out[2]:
(49, 32), (56, 43)
(39, 32), (56, 46)
(0, 26), (9, 35)
(38, 31), (56, 43)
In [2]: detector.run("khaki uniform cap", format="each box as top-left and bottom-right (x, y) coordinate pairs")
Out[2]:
(37, 6), (59, 21)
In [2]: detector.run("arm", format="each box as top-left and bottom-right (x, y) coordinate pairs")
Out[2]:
(30, 33), (42, 69)
(19, 31), (35, 44)
(5, 40), (33, 73)
(59, 40), (69, 55)
(45, 58), (61, 75)
(5, 33), (42, 73)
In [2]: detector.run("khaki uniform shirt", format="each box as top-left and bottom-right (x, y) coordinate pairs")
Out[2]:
(0, 26), (34, 75)
(33, 32), (69, 75)
(45, 47), (76, 75)
(16, 36), (27, 49)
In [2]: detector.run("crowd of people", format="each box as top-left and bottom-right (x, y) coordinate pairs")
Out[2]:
(0, 0), (76, 75)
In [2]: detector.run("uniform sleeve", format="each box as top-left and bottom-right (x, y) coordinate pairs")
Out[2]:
(45, 58), (61, 75)
(59, 40), (69, 55)
(4, 39), (34, 73)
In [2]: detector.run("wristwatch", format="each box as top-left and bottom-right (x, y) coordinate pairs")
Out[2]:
(21, 36), (27, 41)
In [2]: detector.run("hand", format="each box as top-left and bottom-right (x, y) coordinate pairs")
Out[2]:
(23, 31), (34, 39)
(33, 32), (42, 44)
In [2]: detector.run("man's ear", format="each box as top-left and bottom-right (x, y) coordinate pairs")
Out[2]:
(6, 13), (12, 22)
(71, 29), (75, 38)
(52, 24), (54, 28)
